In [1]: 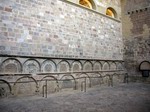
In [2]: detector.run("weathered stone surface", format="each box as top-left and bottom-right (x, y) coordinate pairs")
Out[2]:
(122, 0), (150, 80)
(0, 0), (123, 60)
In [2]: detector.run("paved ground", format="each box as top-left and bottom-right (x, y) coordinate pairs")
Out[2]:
(0, 83), (150, 112)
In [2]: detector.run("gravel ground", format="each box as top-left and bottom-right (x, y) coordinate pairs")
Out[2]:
(0, 83), (150, 112)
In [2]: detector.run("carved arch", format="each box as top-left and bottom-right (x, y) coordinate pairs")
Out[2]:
(57, 60), (71, 72)
(60, 75), (77, 90)
(41, 60), (57, 72)
(93, 61), (102, 71)
(14, 76), (38, 86)
(117, 62), (124, 70)
(1, 58), (22, 73)
(83, 60), (93, 71)
(71, 60), (83, 72)
(0, 79), (12, 94)
(102, 61), (110, 70)
(23, 59), (41, 73)
(110, 62), (117, 70)
(40, 75), (59, 93)
(77, 73), (91, 87)
(13, 76), (38, 95)
(89, 72), (103, 86)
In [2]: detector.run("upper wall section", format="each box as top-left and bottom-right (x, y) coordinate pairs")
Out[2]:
(124, 0), (150, 12)
(121, 0), (150, 76)
(66, 0), (121, 19)
(121, 0), (150, 37)
(0, 0), (123, 60)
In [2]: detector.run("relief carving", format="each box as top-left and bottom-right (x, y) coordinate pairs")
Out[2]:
(23, 60), (40, 73)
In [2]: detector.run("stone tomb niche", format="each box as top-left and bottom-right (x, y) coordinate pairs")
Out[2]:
(45, 80), (58, 93)
(102, 62), (110, 70)
(77, 73), (91, 89)
(83, 61), (93, 71)
(102, 75), (111, 86)
(62, 79), (73, 89)
(23, 60), (40, 73)
(71, 61), (82, 72)
(117, 62), (123, 70)
(39, 77), (58, 94)
(112, 62), (123, 85)
(41, 60), (56, 72)
(110, 62), (117, 70)
(4, 63), (17, 73)
(93, 62), (102, 71)
(0, 80), (11, 98)
(60, 75), (75, 90)
(113, 74), (122, 85)
(58, 61), (70, 72)
(89, 73), (102, 86)
(1, 59), (22, 73)
(13, 77), (38, 96)
(72, 64), (80, 71)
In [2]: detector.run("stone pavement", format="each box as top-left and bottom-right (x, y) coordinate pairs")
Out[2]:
(0, 83), (150, 112)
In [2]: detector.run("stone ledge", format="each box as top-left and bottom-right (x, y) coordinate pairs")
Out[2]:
(59, 0), (121, 22)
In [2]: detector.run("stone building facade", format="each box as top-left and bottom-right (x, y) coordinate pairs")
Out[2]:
(0, 0), (123, 60)
(121, 0), (150, 81)
(0, 0), (149, 97)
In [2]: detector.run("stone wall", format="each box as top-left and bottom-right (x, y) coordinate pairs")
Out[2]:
(0, 56), (125, 97)
(65, 0), (121, 19)
(121, 0), (150, 81)
(0, 0), (125, 97)
(0, 0), (123, 60)
(0, 57), (124, 74)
